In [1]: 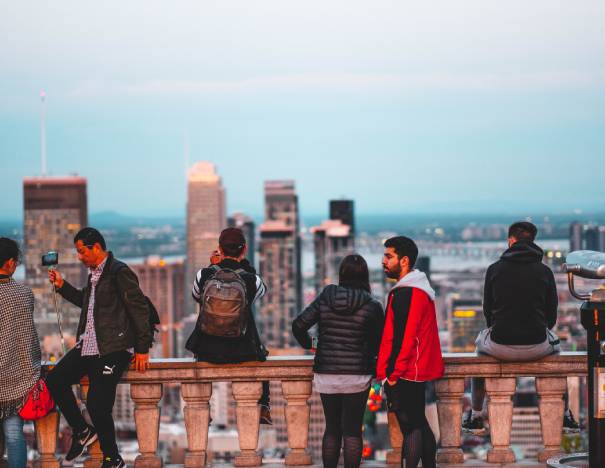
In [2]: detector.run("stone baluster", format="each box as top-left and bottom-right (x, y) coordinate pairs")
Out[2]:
(536, 377), (567, 462)
(33, 410), (60, 468)
(131, 383), (163, 468)
(282, 380), (313, 465)
(232, 381), (262, 467)
(386, 411), (403, 465)
(435, 377), (465, 464)
(80, 381), (103, 468)
(486, 377), (516, 464)
(181, 382), (212, 467)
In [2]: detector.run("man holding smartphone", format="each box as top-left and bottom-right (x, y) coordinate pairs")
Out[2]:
(46, 227), (151, 468)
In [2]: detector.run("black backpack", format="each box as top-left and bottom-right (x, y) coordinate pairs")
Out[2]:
(109, 261), (160, 342)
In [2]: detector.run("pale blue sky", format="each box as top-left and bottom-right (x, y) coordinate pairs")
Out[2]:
(1, 0), (604, 220)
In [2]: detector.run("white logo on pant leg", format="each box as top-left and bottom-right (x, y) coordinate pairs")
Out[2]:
(103, 365), (116, 375)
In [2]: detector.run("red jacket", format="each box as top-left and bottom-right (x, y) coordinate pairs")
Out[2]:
(376, 285), (444, 382)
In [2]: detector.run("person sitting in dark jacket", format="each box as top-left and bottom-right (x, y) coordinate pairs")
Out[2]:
(463, 221), (578, 434)
(185, 227), (271, 424)
(47, 227), (151, 468)
(292, 254), (384, 468)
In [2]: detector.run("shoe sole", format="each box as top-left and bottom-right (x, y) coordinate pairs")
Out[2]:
(64, 432), (98, 462)
(563, 427), (581, 434)
(462, 427), (488, 436)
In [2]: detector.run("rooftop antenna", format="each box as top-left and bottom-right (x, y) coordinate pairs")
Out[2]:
(40, 90), (47, 176)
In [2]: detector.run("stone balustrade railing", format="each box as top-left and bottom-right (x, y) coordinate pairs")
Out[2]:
(6, 352), (586, 467)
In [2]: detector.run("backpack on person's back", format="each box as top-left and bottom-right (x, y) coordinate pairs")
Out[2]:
(199, 265), (249, 338)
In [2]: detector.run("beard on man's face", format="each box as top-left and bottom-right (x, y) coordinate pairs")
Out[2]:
(384, 264), (401, 279)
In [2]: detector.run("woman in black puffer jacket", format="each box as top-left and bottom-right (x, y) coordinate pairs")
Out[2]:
(292, 254), (384, 468)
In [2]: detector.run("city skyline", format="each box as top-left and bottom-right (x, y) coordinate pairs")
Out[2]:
(1, 2), (605, 219)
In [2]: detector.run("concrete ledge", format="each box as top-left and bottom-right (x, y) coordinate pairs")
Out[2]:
(42, 351), (587, 384)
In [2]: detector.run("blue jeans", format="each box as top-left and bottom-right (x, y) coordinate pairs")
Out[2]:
(2, 414), (27, 468)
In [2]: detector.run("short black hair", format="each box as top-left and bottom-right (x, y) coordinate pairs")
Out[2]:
(74, 227), (106, 250)
(0, 237), (21, 266)
(384, 236), (418, 268)
(508, 221), (537, 242)
(339, 254), (371, 293)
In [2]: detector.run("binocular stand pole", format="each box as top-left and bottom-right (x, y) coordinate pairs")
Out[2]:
(580, 301), (605, 467)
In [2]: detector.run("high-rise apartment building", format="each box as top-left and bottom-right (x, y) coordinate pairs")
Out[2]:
(329, 199), (355, 236)
(311, 219), (354, 293)
(258, 181), (301, 349)
(569, 222), (584, 252)
(186, 162), (226, 312)
(447, 295), (484, 352)
(569, 222), (605, 253)
(132, 256), (185, 358)
(227, 212), (255, 267)
(23, 176), (88, 345)
(585, 225), (601, 251)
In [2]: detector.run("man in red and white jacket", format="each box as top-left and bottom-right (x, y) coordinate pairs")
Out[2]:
(376, 236), (443, 468)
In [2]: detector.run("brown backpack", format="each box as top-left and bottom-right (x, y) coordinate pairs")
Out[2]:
(199, 265), (248, 338)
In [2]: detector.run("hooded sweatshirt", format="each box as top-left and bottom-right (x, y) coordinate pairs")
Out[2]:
(484, 240), (558, 345)
(292, 284), (384, 375)
(376, 270), (444, 382)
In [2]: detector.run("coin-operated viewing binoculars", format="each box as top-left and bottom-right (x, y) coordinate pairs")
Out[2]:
(563, 251), (605, 468)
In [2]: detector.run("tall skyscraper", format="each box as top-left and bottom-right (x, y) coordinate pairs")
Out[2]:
(258, 180), (302, 349)
(584, 226), (600, 251)
(311, 219), (354, 293)
(132, 256), (185, 358)
(23, 176), (88, 349)
(186, 162), (226, 312)
(447, 295), (484, 352)
(569, 221), (584, 252)
(329, 199), (355, 236)
(227, 212), (255, 267)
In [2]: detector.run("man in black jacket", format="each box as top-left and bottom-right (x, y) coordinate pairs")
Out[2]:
(463, 222), (578, 434)
(185, 228), (271, 423)
(47, 227), (151, 468)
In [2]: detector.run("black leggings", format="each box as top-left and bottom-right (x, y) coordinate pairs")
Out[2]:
(385, 380), (436, 468)
(320, 389), (370, 468)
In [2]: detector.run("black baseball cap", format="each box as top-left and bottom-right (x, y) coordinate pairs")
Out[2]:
(219, 228), (246, 248)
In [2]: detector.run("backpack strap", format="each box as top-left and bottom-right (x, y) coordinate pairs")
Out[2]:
(208, 264), (222, 277)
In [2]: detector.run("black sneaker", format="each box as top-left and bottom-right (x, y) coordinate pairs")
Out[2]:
(462, 410), (488, 436)
(563, 410), (581, 434)
(101, 455), (126, 468)
(64, 426), (98, 462)
(260, 405), (273, 425)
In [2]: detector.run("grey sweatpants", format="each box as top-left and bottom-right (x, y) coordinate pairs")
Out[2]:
(475, 327), (561, 361)
(471, 328), (562, 412)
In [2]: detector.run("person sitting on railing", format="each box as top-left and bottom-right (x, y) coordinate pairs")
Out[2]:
(462, 221), (579, 435)
(292, 254), (384, 468)
(0, 238), (41, 468)
(47, 227), (152, 468)
(185, 227), (272, 424)
(376, 236), (444, 468)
